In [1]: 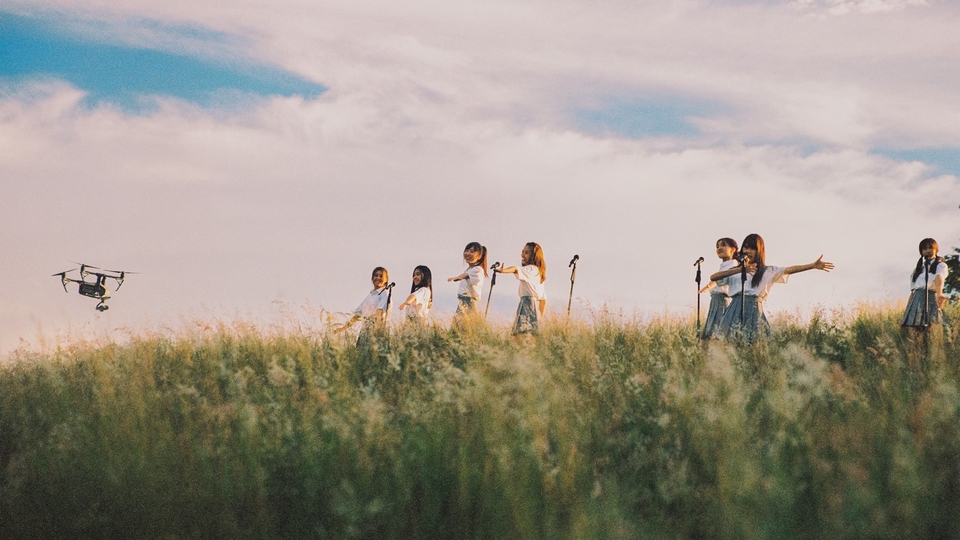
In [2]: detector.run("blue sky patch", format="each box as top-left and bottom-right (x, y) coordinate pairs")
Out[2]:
(0, 11), (325, 110)
(573, 95), (723, 139)
(876, 148), (960, 177)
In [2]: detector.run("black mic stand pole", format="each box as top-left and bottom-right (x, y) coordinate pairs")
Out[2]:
(740, 256), (748, 332)
(484, 262), (501, 320)
(694, 257), (703, 338)
(567, 255), (579, 317)
(923, 256), (930, 328)
(384, 282), (396, 321)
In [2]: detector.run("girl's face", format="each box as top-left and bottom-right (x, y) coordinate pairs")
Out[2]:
(921, 244), (937, 260)
(521, 245), (532, 265)
(372, 269), (387, 289)
(412, 269), (423, 286)
(464, 247), (480, 265)
(716, 243), (736, 261)
(742, 246), (758, 262)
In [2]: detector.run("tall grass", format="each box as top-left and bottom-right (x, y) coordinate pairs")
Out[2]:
(1, 304), (959, 539)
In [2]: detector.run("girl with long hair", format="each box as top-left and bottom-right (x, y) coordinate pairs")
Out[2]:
(339, 266), (391, 347)
(399, 265), (433, 321)
(901, 238), (949, 329)
(499, 242), (547, 335)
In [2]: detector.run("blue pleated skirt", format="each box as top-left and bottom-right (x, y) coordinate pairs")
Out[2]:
(901, 289), (942, 327)
(512, 296), (539, 335)
(456, 294), (478, 316)
(718, 294), (770, 343)
(701, 294), (731, 340)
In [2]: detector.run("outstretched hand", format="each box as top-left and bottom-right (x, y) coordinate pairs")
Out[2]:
(813, 255), (834, 272)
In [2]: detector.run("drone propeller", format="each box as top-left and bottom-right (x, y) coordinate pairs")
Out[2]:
(51, 269), (76, 292)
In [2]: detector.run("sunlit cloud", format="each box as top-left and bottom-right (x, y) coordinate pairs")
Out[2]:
(0, 0), (958, 354)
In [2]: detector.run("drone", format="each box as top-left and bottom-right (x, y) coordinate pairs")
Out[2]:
(52, 264), (135, 311)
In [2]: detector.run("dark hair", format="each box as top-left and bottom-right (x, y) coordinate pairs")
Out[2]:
(717, 237), (739, 261)
(912, 238), (941, 282)
(717, 237), (739, 251)
(371, 266), (388, 285)
(464, 242), (489, 277)
(524, 242), (546, 283)
(411, 265), (433, 306)
(741, 233), (766, 288)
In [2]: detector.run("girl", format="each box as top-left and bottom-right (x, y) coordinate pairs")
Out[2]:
(340, 266), (391, 347)
(901, 238), (949, 329)
(699, 237), (739, 340)
(447, 242), (487, 317)
(712, 234), (834, 342)
(399, 265), (433, 321)
(499, 242), (546, 335)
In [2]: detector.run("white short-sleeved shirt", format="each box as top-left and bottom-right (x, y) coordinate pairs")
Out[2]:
(457, 265), (485, 300)
(515, 265), (546, 300)
(727, 265), (788, 300)
(406, 287), (432, 320)
(710, 259), (739, 296)
(355, 287), (390, 317)
(910, 259), (949, 291)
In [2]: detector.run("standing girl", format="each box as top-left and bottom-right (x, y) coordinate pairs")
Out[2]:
(339, 266), (391, 348)
(447, 242), (487, 318)
(499, 242), (546, 335)
(712, 234), (834, 342)
(399, 265), (433, 322)
(699, 237), (739, 340)
(901, 238), (949, 329)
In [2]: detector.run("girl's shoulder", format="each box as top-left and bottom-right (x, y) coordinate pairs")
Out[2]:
(718, 259), (738, 271)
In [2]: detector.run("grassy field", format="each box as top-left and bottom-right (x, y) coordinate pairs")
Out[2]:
(1, 304), (959, 539)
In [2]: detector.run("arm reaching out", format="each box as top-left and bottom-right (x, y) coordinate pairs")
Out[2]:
(784, 255), (834, 276)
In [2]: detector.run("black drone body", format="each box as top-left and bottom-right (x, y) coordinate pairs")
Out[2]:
(52, 264), (134, 311)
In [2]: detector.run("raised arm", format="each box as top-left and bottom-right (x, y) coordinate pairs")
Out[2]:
(448, 272), (468, 282)
(710, 261), (755, 282)
(784, 255), (834, 276)
(499, 265), (519, 275)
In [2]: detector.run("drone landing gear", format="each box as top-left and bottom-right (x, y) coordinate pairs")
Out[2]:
(96, 302), (109, 312)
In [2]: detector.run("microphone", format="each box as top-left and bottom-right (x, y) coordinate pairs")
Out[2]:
(569, 254), (579, 267)
(386, 282), (396, 289)
(693, 256), (704, 266)
(490, 261), (501, 271)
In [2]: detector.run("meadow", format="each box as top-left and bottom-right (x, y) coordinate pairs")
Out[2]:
(2, 304), (959, 539)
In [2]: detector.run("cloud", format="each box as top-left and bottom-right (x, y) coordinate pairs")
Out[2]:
(790, 0), (931, 16)
(1, 0), (959, 353)
(0, 10), (324, 111)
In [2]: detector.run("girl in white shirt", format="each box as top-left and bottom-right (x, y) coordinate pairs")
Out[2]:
(901, 238), (949, 329)
(447, 242), (487, 318)
(399, 265), (433, 322)
(338, 266), (391, 348)
(711, 233), (834, 342)
(499, 242), (547, 335)
(699, 237), (739, 340)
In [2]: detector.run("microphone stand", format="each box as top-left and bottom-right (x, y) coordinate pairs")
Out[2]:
(923, 257), (929, 328)
(694, 257), (703, 338)
(740, 256), (748, 329)
(384, 282), (396, 321)
(567, 255), (579, 317)
(484, 262), (501, 319)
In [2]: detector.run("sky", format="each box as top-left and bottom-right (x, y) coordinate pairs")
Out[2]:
(1, 0), (959, 355)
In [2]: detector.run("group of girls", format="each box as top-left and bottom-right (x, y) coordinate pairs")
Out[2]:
(342, 241), (548, 339)
(699, 234), (952, 343)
